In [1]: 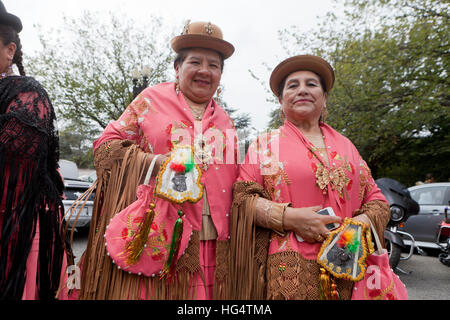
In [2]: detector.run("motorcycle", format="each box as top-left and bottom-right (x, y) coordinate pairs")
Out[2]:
(437, 203), (450, 266)
(375, 178), (421, 270)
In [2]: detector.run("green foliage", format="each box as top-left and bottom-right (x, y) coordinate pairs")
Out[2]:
(58, 126), (99, 169)
(270, 0), (449, 185)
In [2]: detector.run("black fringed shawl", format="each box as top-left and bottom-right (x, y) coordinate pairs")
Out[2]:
(0, 76), (71, 300)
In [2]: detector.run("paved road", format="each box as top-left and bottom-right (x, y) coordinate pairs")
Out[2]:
(396, 253), (450, 300)
(70, 232), (450, 300)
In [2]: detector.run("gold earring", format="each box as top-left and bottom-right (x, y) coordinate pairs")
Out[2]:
(279, 109), (286, 123)
(320, 106), (328, 123)
(215, 85), (223, 101)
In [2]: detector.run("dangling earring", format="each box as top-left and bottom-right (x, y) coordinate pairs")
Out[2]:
(215, 85), (222, 99)
(279, 109), (286, 123)
(175, 77), (179, 95)
(320, 106), (328, 123)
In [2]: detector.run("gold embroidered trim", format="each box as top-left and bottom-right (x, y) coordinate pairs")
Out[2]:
(317, 218), (370, 282)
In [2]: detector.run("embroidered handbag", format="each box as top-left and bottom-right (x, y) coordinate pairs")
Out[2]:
(104, 154), (193, 277)
(351, 221), (408, 300)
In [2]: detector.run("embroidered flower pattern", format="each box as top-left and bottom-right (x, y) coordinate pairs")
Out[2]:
(364, 280), (397, 300)
(359, 160), (376, 201)
(117, 95), (155, 151)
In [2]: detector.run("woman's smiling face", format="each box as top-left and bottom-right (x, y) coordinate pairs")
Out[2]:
(175, 47), (222, 104)
(280, 70), (327, 124)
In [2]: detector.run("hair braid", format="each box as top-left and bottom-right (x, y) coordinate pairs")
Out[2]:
(13, 34), (25, 76)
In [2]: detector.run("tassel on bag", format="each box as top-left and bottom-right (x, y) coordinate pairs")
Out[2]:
(160, 208), (184, 279)
(319, 267), (331, 300)
(319, 267), (340, 300)
(125, 202), (156, 265)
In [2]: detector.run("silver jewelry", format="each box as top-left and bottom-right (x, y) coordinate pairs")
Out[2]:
(1, 65), (13, 78)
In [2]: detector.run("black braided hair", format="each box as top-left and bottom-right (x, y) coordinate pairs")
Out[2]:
(0, 24), (25, 76)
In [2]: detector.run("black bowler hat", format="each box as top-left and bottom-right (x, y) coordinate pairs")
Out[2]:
(0, 1), (22, 33)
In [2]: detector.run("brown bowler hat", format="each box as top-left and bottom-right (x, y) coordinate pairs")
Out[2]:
(270, 55), (335, 96)
(171, 21), (235, 59)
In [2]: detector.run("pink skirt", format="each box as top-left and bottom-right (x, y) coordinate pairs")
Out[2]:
(22, 220), (69, 300)
(193, 239), (217, 300)
(21, 222), (39, 300)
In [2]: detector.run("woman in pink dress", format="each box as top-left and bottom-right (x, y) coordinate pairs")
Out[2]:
(69, 21), (239, 300)
(229, 55), (390, 299)
(0, 1), (72, 300)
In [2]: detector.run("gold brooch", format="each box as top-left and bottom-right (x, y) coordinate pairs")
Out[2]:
(204, 22), (213, 35)
(182, 19), (191, 35)
(315, 163), (350, 198)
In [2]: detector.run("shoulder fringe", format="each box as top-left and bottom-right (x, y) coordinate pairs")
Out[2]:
(229, 181), (271, 299)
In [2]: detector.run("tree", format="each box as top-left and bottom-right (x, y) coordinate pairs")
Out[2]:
(59, 126), (98, 169)
(214, 85), (254, 157)
(265, 0), (449, 185)
(27, 11), (177, 133)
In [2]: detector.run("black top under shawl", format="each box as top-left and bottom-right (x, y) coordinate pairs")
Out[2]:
(0, 76), (72, 300)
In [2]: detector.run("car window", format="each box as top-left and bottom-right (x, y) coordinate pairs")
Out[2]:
(410, 186), (447, 205)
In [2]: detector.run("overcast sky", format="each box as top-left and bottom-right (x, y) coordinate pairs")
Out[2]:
(5, 0), (340, 132)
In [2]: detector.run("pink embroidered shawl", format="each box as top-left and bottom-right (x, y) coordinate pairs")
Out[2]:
(94, 82), (238, 244)
(238, 120), (387, 260)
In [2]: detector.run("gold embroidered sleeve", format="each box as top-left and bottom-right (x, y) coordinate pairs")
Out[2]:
(94, 139), (135, 171)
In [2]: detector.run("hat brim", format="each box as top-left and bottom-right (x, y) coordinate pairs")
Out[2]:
(0, 13), (22, 33)
(171, 34), (235, 59)
(270, 55), (335, 96)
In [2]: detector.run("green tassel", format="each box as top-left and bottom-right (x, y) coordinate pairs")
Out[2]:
(160, 209), (184, 279)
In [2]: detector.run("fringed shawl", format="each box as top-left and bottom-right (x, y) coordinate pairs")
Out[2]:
(75, 140), (231, 299)
(0, 76), (72, 299)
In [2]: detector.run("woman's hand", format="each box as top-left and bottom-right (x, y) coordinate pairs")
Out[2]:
(283, 206), (342, 243)
(352, 213), (371, 228)
(144, 152), (171, 178)
(154, 152), (171, 176)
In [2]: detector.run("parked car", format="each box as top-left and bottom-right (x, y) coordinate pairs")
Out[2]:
(399, 182), (450, 249)
(79, 170), (97, 183)
(59, 159), (95, 230)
